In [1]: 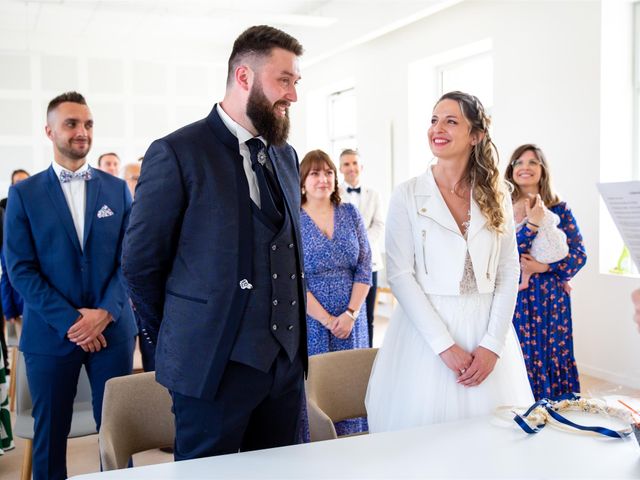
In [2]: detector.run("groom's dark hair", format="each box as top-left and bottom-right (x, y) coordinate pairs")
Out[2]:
(226, 25), (304, 86)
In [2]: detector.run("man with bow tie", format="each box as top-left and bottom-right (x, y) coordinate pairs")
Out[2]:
(123, 26), (307, 460)
(339, 149), (385, 347)
(3, 91), (137, 480)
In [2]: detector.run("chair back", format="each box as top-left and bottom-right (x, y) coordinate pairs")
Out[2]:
(305, 348), (377, 441)
(100, 372), (174, 470)
(6, 320), (20, 348)
(13, 350), (97, 439)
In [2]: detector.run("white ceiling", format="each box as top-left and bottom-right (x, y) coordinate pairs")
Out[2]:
(0, 0), (460, 65)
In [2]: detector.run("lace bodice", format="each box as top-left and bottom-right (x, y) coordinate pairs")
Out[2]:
(459, 211), (478, 295)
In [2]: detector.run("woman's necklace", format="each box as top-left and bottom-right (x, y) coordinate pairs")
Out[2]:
(439, 182), (468, 199)
(434, 171), (465, 197)
(305, 205), (333, 237)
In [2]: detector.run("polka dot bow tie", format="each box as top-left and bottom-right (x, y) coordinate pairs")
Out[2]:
(59, 168), (92, 183)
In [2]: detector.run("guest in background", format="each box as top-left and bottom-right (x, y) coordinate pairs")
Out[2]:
(339, 149), (384, 347)
(97, 152), (120, 177)
(0, 210), (24, 373)
(0, 343), (14, 456)
(0, 208), (14, 456)
(505, 144), (586, 400)
(123, 162), (141, 198)
(300, 149), (371, 436)
(0, 169), (30, 210)
(4, 92), (136, 480)
(0, 210), (6, 374)
(0, 169), (28, 373)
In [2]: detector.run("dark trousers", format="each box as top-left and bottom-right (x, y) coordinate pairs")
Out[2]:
(134, 312), (155, 372)
(365, 271), (378, 348)
(24, 337), (134, 480)
(171, 350), (304, 460)
(138, 335), (155, 372)
(132, 302), (155, 372)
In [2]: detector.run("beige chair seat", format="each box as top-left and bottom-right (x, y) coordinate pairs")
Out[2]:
(13, 350), (97, 480)
(100, 371), (174, 471)
(305, 348), (378, 442)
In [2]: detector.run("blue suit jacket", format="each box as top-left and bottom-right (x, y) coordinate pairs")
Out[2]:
(122, 105), (308, 400)
(0, 208), (23, 319)
(4, 167), (137, 356)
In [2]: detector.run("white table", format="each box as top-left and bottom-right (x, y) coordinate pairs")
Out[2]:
(72, 415), (640, 479)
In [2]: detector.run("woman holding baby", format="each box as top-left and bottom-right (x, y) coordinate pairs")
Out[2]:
(504, 144), (587, 401)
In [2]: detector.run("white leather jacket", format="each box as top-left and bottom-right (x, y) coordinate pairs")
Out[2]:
(385, 167), (519, 356)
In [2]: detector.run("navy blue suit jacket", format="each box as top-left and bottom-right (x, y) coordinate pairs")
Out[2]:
(4, 167), (137, 356)
(122, 105), (308, 400)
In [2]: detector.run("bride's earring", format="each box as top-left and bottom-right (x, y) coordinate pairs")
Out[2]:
(301, 188), (306, 194)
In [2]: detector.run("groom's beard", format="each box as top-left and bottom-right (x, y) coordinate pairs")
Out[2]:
(246, 82), (290, 146)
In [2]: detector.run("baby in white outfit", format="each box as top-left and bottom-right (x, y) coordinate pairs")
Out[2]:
(520, 208), (569, 291)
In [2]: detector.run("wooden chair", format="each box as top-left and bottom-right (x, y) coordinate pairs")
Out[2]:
(6, 318), (20, 411)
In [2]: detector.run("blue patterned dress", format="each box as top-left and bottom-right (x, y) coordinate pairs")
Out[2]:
(513, 202), (586, 400)
(301, 202), (372, 438)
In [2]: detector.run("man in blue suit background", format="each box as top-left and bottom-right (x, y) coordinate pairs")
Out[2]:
(4, 92), (137, 480)
(123, 25), (308, 459)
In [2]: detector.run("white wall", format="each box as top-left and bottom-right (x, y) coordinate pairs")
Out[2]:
(292, 1), (640, 388)
(0, 50), (226, 195)
(1, 0), (637, 388)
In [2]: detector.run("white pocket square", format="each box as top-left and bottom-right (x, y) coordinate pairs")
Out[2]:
(97, 205), (114, 218)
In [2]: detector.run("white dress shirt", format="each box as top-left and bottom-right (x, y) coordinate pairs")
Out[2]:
(216, 104), (265, 208)
(343, 183), (361, 210)
(51, 160), (89, 249)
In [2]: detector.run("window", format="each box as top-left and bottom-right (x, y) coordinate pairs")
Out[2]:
(634, 1), (640, 180)
(327, 87), (357, 162)
(437, 53), (493, 111)
(407, 39), (493, 181)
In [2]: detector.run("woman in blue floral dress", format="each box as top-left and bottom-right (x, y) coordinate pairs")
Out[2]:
(505, 144), (586, 400)
(299, 149), (371, 437)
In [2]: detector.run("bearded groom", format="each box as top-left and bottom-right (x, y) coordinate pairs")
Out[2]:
(122, 25), (308, 459)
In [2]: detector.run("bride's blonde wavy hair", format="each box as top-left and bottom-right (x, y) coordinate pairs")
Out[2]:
(436, 91), (506, 233)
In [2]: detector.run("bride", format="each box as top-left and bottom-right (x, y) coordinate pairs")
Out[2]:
(365, 91), (533, 432)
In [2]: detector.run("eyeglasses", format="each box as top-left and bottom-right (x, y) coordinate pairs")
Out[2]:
(511, 158), (542, 168)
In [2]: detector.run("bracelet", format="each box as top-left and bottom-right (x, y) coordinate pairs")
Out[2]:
(527, 220), (540, 228)
(345, 308), (357, 321)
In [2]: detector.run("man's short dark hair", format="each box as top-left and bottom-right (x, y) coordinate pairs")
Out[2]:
(227, 25), (303, 85)
(46, 91), (87, 117)
(10, 169), (29, 184)
(98, 152), (120, 167)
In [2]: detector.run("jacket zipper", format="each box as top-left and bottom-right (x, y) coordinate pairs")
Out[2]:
(422, 230), (428, 274)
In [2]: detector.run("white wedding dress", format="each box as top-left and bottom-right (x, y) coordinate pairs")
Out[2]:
(366, 224), (534, 433)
